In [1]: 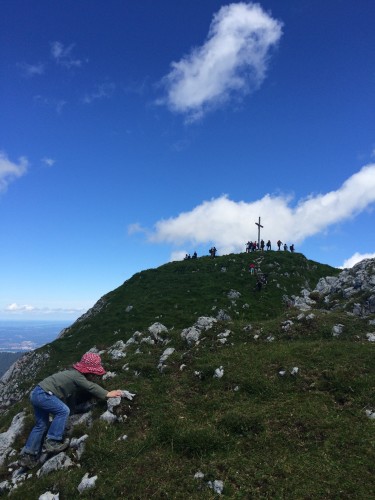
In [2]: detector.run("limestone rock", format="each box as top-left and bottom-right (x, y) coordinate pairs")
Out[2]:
(181, 326), (201, 345)
(39, 492), (59, 499)
(0, 412), (25, 466)
(332, 324), (344, 337)
(148, 322), (168, 342)
(100, 410), (118, 424)
(213, 366), (224, 379)
(37, 452), (74, 477)
(77, 472), (98, 493)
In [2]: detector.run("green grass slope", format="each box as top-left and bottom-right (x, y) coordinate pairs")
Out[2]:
(46, 251), (339, 362)
(2, 252), (375, 499)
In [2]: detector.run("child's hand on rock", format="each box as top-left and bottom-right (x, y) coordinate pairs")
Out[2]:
(106, 390), (123, 398)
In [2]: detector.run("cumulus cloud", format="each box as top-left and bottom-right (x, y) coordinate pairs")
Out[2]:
(170, 250), (189, 262)
(159, 2), (282, 121)
(50, 41), (82, 68)
(140, 164), (375, 255)
(0, 151), (28, 192)
(340, 252), (375, 269)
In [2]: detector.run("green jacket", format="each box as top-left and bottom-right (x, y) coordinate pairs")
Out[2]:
(39, 368), (108, 401)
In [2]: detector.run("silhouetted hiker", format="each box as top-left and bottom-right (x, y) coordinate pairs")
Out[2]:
(266, 240), (271, 251)
(192, 251), (197, 259)
(19, 353), (123, 469)
(284, 243), (288, 251)
(209, 247), (217, 258)
(184, 253), (191, 260)
(260, 239), (265, 252)
(277, 240), (282, 251)
(246, 241), (251, 253)
(290, 244), (295, 253)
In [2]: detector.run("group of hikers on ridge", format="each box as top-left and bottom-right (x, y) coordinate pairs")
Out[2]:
(183, 240), (295, 261)
(184, 251), (198, 260)
(246, 240), (295, 253)
(184, 247), (217, 260)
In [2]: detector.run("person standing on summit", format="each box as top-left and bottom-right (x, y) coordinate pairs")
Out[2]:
(19, 352), (123, 469)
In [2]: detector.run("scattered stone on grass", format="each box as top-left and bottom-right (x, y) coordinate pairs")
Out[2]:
(213, 366), (224, 379)
(194, 471), (205, 479)
(207, 479), (224, 495)
(37, 452), (74, 477)
(332, 324), (344, 337)
(39, 492), (59, 500)
(77, 472), (98, 493)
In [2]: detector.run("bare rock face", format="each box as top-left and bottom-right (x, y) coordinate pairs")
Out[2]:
(0, 412), (26, 466)
(291, 258), (375, 317)
(0, 351), (50, 413)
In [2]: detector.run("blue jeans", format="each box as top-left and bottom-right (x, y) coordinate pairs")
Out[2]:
(22, 385), (70, 456)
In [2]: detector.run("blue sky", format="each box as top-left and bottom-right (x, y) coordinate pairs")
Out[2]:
(1, 0), (375, 321)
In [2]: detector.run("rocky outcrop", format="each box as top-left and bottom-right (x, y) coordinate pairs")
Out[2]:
(289, 258), (375, 317)
(0, 412), (26, 466)
(181, 316), (217, 345)
(0, 351), (50, 412)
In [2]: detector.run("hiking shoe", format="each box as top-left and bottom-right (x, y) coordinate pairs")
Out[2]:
(44, 437), (70, 453)
(18, 453), (39, 469)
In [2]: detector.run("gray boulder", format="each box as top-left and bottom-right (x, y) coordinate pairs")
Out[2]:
(37, 452), (74, 477)
(0, 412), (25, 466)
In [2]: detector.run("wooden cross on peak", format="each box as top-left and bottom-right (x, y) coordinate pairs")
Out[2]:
(255, 217), (263, 248)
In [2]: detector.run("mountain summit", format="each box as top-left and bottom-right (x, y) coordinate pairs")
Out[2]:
(1, 252), (374, 498)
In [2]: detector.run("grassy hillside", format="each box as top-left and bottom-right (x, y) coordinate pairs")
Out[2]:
(39, 251), (339, 365)
(2, 251), (375, 498)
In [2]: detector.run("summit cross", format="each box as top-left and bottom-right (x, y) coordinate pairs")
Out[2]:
(255, 217), (263, 249)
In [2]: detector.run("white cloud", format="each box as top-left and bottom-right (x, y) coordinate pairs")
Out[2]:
(6, 303), (35, 312)
(128, 223), (148, 236)
(41, 157), (56, 167)
(5, 302), (85, 316)
(0, 151), (28, 192)
(50, 41), (82, 68)
(17, 62), (45, 77)
(143, 164), (375, 255)
(340, 252), (375, 269)
(170, 250), (189, 262)
(83, 82), (116, 104)
(159, 2), (282, 121)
